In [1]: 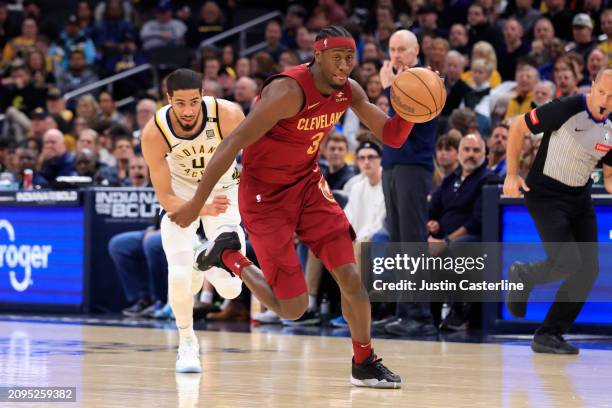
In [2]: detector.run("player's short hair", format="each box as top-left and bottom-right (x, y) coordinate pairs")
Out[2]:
(315, 25), (352, 42)
(166, 68), (203, 97)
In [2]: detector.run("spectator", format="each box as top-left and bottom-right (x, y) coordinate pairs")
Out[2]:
(126, 154), (149, 187)
(365, 73), (383, 103)
(543, 0), (574, 41)
(203, 56), (221, 81)
(36, 128), (76, 185)
(75, 94), (102, 129)
(532, 80), (556, 107)
(533, 17), (555, 44)
(462, 59), (492, 117)
(505, 64), (539, 119)
(498, 19), (531, 81)
(216, 66), (237, 100)
(133, 98), (156, 139)
(375, 94), (389, 113)
(466, 3), (504, 50)
(26, 49), (53, 88)
(14, 147), (40, 188)
(379, 29), (438, 337)
(585, 48), (608, 86)
(296, 27), (314, 63)
(432, 134), (460, 188)
(461, 41), (502, 89)
(263, 20), (289, 63)
(442, 50), (471, 118)
(76, 1), (94, 32)
(98, 91), (125, 125)
(76, 128), (99, 152)
(318, 0), (347, 26)
(74, 148), (99, 179)
(566, 13), (597, 62)
(234, 57), (251, 78)
(103, 31), (148, 98)
(202, 79), (222, 98)
(487, 121), (509, 178)
(345, 141), (385, 244)
(322, 132), (357, 191)
(1, 18), (37, 69)
(282, 4), (307, 50)
(598, 9), (612, 67)
(0, 64), (46, 115)
(186, 1), (225, 49)
(108, 216), (168, 317)
(278, 50), (300, 72)
(0, 2), (19, 51)
(140, 1), (187, 51)
(413, 5), (448, 39)
(554, 65), (580, 97)
(427, 133), (497, 330)
(233, 77), (257, 115)
(509, 0), (541, 39)
(448, 23), (469, 56)
(97, 133), (133, 185)
(359, 58), (382, 85)
(428, 37), (449, 75)
(49, 14), (96, 71)
(56, 49), (99, 94)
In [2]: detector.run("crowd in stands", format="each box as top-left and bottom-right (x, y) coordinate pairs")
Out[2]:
(0, 0), (610, 333)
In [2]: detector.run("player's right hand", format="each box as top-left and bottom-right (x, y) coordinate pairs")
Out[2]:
(503, 174), (530, 197)
(169, 200), (200, 227)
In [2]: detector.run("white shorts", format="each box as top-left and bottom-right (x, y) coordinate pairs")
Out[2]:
(160, 183), (246, 257)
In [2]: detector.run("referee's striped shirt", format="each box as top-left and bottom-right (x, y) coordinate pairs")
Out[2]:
(525, 94), (612, 194)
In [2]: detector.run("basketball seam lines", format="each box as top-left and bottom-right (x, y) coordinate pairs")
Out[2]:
(392, 84), (432, 115)
(406, 70), (438, 114)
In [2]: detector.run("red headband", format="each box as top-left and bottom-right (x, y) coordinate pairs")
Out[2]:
(313, 37), (356, 51)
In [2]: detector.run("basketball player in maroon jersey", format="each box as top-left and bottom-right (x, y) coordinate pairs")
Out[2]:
(170, 26), (417, 388)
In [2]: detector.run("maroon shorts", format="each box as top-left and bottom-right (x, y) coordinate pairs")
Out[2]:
(239, 171), (356, 300)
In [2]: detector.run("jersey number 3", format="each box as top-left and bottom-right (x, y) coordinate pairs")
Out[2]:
(307, 132), (325, 155)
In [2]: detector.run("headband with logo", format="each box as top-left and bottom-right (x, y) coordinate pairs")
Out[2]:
(313, 37), (356, 51)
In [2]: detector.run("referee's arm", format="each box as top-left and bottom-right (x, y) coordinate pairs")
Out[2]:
(503, 115), (531, 197)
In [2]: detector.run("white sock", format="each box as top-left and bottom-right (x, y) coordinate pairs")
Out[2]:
(308, 295), (318, 311)
(168, 251), (195, 335)
(199, 290), (213, 304)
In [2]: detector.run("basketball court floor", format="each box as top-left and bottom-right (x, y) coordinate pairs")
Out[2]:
(1, 317), (611, 408)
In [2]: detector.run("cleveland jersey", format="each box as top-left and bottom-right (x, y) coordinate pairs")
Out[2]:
(154, 96), (239, 200)
(241, 64), (352, 185)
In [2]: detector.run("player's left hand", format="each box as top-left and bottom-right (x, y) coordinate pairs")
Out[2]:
(169, 200), (200, 227)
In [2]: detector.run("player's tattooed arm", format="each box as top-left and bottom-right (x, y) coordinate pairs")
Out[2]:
(169, 77), (303, 227)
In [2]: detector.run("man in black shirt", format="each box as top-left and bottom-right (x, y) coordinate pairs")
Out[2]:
(504, 68), (612, 354)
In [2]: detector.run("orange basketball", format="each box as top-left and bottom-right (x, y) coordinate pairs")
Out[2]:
(390, 67), (446, 123)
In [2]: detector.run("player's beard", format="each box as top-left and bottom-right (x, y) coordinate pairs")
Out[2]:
(175, 109), (201, 132)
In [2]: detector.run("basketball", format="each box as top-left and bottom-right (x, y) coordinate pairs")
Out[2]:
(390, 67), (447, 123)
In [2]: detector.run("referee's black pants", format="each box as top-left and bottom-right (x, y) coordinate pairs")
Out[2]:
(524, 189), (599, 334)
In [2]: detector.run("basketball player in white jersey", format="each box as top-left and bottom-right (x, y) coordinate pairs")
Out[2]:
(141, 68), (247, 373)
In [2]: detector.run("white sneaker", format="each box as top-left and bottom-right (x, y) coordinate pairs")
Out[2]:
(176, 336), (201, 373)
(253, 309), (281, 324)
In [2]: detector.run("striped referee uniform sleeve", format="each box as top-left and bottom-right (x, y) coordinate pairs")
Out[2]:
(524, 98), (569, 135)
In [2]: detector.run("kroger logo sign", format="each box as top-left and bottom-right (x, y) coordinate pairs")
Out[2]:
(0, 219), (52, 292)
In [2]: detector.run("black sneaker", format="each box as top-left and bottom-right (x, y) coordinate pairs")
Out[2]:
(122, 298), (151, 317)
(351, 352), (402, 389)
(531, 332), (579, 355)
(385, 318), (438, 337)
(439, 303), (470, 332)
(505, 262), (534, 318)
(194, 227), (241, 272)
(282, 309), (321, 326)
(372, 316), (400, 331)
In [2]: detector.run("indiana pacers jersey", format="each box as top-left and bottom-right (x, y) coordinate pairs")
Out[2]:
(154, 96), (239, 200)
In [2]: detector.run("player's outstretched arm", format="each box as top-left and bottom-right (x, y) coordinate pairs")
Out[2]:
(348, 79), (414, 148)
(141, 118), (188, 212)
(168, 77), (303, 227)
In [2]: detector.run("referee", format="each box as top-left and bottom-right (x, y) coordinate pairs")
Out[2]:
(504, 68), (612, 354)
